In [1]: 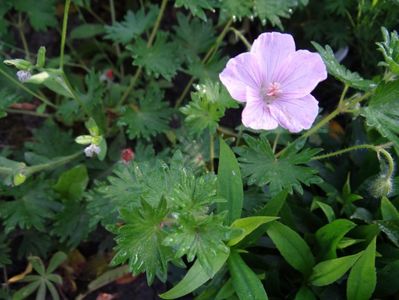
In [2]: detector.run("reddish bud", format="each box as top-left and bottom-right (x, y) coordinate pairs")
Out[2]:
(105, 69), (114, 80)
(121, 148), (134, 164)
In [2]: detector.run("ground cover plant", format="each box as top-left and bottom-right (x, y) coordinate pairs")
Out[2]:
(0, 0), (399, 299)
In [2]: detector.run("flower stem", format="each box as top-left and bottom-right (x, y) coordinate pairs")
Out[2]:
(0, 67), (57, 108)
(312, 143), (395, 178)
(229, 28), (251, 50)
(0, 151), (81, 177)
(5, 108), (51, 118)
(209, 132), (215, 172)
(174, 18), (233, 108)
(272, 132), (280, 153)
(60, 0), (71, 70)
(17, 13), (30, 60)
(119, 0), (168, 105)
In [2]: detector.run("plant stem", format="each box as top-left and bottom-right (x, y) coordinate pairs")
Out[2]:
(119, 0), (168, 105)
(17, 13), (30, 60)
(272, 132), (280, 153)
(0, 151), (82, 177)
(60, 0), (72, 70)
(217, 126), (239, 137)
(174, 18), (233, 108)
(26, 151), (82, 175)
(312, 143), (395, 178)
(209, 132), (215, 172)
(0, 68), (57, 108)
(109, 0), (124, 77)
(5, 108), (51, 118)
(229, 27), (251, 50)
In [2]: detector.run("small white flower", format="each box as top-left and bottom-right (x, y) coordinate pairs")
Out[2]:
(16, 70), (32, 82)
(84, 144), (101, 157)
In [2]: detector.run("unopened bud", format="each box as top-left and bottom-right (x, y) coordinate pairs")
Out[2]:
(121, 148), (134, 164)
(370, 175), (393, 198)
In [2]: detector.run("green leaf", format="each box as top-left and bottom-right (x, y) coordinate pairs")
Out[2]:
(181, 81), (237, 136)
(160, 250), (229, 299)
(25, 69), (74, 98)
(347, 237), (377, 300)
(220, 0), (252, 20)
(111, 198), (171, 284)
(13, 280), (41, 300)
(70, 24), (105, 40)
(215, 278), (235, 300)
(47, 252), (67, 274)
(254, 0), (298, 29)
(52, 201), (92, 248)
(381, 197), (399, 220)
(377, 27), (399, 75)
(0, 180), (60, 234)
(104, 6), (158, 44)
(174, 0), (216, 21)
(228, 250), (268, 300)
(75, 135), (93, 145)
(118, 85), (173, 139)
(309, 253), (362, 286)
(376, 220), (399, 247)
(13, 0), (57, 31)
(361, 80), (399, 150)
(217, 138), (243, 224)
(162, 214), (231, 276)
(294, 286), (316, 300)
(128, 32), (182, 81)
(3, 58), (32, 70)
(53, 165), (88, 200)
(266, 221), (315, 276)
(0, 234), (11, 267)
(228, 216), (278, 246)
(0, 88), (23, 119)
(315, 219), (356, 260)
(236, 134), (321, 195)
(311, 42), (375, 91)
(311, 199), (335, 223)
(376, 260), (399, 296)
(173, 13), (215, 60)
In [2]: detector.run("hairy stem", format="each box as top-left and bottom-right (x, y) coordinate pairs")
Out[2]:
(312, 143), (395, 178)
(60, 0), (72, 70)
(5, 108), (51, 118)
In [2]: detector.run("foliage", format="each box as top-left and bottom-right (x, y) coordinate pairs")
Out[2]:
(1, 0), (399, 299)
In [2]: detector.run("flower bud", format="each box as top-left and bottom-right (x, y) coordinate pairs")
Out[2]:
(370, 175), (393, 198)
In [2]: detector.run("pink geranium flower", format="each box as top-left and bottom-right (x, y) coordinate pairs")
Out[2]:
(219, 32), (327, 133)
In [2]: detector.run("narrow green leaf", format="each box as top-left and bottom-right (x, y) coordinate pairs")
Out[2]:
(12, 281), (41, 300)
(259, 190), (288, 216)
(294, 286), (316, 300)
(217, 138), (243, 224)
(311, 200), (335, 223)
(215, 278), (235, 300)
(381, 197), (399, 221)
(228, 251), (268, 300)
(47, 252), (67, 274)
(309, 252), (362, 286)
(87, 266), (129, 292)
(70, 24), (105, 40)
(45, 281), (60, 300)
(228, 216), (278, 246)
(160, 250), (229, 299)
(347, 237), (377, 300)
(266, 222), (315, 276)
(315, 219), (356, 260)
(36, 281), (46, 300)
(36, 46), (46, 68)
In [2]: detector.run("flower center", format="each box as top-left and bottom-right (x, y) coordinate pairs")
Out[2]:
(262, 82), (282, 104)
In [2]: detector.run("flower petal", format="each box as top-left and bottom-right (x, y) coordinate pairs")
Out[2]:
(250, 32), (296, 83)
(269, 94), (319, 133)
(276, 50), (327, 99)
(242, 88), (278, 130)
(219, 52), (263, 102)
